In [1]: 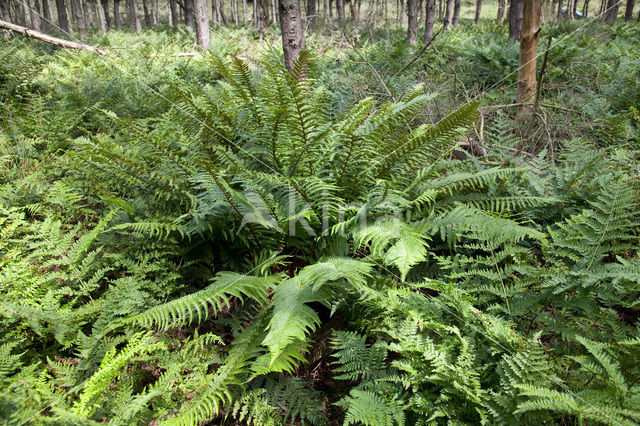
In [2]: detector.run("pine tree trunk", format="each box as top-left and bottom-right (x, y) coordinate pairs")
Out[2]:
(443, 0), (453, 28)
(114, 0), (121, 28)
(194, 0), (208, 46)
(71, 0), (85, 36)
(474, 0), (481, 22)
(336, 0), (344, 24)
(557, 0), (562, 16)
(278, 0), (305, 70)
(508, 0), (523, 41)
(582, 0), (589, 15)
(169, 0), (178, 25)
(96, 0), (107, 30)
(23, 0), (33, 27)
(101, 0), (110, 28)
(516, 0), (541, 105)
(306, 0), (316, 30)
(423, 0), (435, 41)
(56, 0), (71, 31)
(452, 0), (460, 25)
(142, 0), (150, 25)
(184, 0), (194, 27)
(407, 0), (417, 44)
(497, 0), (506, 21)
(624, 0), (634, 20)
(131, 0), (141, 31)
(43, 0), (55, 24)
(29, 0), (42, 30)
(604, 0), (618, 20)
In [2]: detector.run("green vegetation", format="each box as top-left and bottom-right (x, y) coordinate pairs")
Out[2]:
(1, 20), (639, 425)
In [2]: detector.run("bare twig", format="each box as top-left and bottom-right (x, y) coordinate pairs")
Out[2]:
(393, 26), (443, 77)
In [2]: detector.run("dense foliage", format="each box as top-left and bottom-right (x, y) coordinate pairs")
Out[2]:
(1, 21), (639, 425)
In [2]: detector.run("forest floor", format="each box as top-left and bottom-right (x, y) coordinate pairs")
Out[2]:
(1, 17), (639, 425)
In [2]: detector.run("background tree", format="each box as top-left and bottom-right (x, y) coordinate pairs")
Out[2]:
(336, 0), (345, 25)
(443, 0), (453, 28)
(517, 0), (542, 105)
(452, 0), (460, 25)
(114, 0), (121, 29)
(508, 0), (523, 41)
(55, 0), (70, 32)
(194, 0), (209, 47)
(624, 0), (634, 20)
(604, 0), (619, 21)
(29, 0), (42, 30)
(474, 0), (482, 23)
(72, 0), (86, 37)
(184, 0), (194, 28)
(131, 0), (141, 32)
(279, 0), (305, 70)
(424, 0), (435, 42)
(407, 0), (418, 44)
(101, 0), (110, 28)
(497, 0), (506, 21)
(307, 0), (316, 31)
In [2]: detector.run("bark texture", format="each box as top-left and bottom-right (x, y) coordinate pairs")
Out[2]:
(0, 17), (105, 51)
(131, 0), (141, 31)
(604, 0), (619, 21)
(452, 0), (460, 25)
(278, 0), (306, 70)
(184, 0), (194, 28)
(423, 0), (435, 42)
(624, 0), (634, 20)
(55, 0), (70, 32)
(194, 0), (209, 47)
(407, 0), (417, 44)
(508, 0), (523, 41)
(336, 0), (345, 25)
(114, 0), (122, 29)
(306, 0), (316, 30)
(474, 0), (482, 23)
(516, 0), (541, 105)
(72, 0), (86, 37)
(497, 0), (506, 21)
(443, 0), (453, 28)
(29, 0), (42, 30)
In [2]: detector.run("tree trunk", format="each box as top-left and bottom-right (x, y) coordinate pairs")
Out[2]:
(452, 0), (460, 25)
(278, 0), (305, 70)
(142, 0), (150, 25)
(131, 0), (141, 31)
(29, 0), (42, 30)
(306, 0), (316, 30)
(604, 0), (618, 20)
(443, 0), (453, 28)
(336, 0), (344, 24)
(101, 0), (110, 28)
(474, 0), (481, 22)
(516, 0), (541, 105)
(71, 0), (85, 36)
(43, 0), (55, 26)
(184, 0), (194, 28)
(557, 0), (562, 16)
(423, 0), (435, 41)
(0, 17), (106, 50)
(407, 0), (417, 44)
(96, 0), (107, 30)
(55, 0), (71, 31)
(582, 0), (589, 15)
(114, 0), (121, 28)
(169, 0), (178, 25)
(194, 0), (208, 46)
(497, 0), (506, 21)
(508, 0), (523, 41)
(624, 0), (634, 20)
(566, 0), (574, 18)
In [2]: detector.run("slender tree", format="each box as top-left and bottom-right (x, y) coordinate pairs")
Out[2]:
(29, 0), (42, 30)
(474, 0), (481, 23)
(43, 0), (54, 26)
(101, 0), (110, 28)
(624, 0), (634, 20)
(604, 0), (618, 20)
(142, 0), (150, 25)
(497, 0), (506, 21)
(407, 0), (418, 44)
(184, 0), (194, 28)
(423, 0), (435, 41)
(336, 0), (345, 25)
(55, 0), (71, 32)
(278, 0), (306, 70)
(443, 0), (453, 29)
(307, 0), (316, 30)
(114, 0), (121, 29)
(516, 0), (542, 105)
(452, 0), (460, 25)
(508, 0), (523, 41)
(72, 0), (86, 37)
(194, 0), (209, 46)
(131, 0), (141, 31)
(169, 0), (177, 26)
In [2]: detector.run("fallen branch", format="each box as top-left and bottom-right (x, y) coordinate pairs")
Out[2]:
(0, 19), (105, 54)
